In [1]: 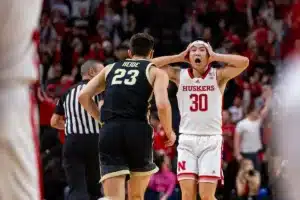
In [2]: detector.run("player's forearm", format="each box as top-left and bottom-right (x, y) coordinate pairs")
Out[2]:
(157, 103), (173, 135)
(214, 53), (249, 68)
(151, 55), (182, 68)
(78, 95), (101, 123)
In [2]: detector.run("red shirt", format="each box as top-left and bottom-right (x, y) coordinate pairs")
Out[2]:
(39, 98), (56, 126)
(84, 48), (105, 61)
(37, 86), (56, 126)
(153, 125), (175, 159)
(222, 123), (236, 162)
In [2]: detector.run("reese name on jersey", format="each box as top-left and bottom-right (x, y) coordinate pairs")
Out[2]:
(182, 85), (215, 92)
(122, 61), (140, 68)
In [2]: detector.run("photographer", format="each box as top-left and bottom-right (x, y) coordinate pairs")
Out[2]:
(236, 159), (261, 199)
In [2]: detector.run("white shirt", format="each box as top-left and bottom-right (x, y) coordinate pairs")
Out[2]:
(236, 117), (262, 153)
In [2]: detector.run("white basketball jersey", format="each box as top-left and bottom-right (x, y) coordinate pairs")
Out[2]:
(0, 0), (42, 82)
(177, 67), (222, 135)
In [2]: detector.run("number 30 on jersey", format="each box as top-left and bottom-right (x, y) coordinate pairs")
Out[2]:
(111, 69), (139, 86)
(190, 94), (208, 112)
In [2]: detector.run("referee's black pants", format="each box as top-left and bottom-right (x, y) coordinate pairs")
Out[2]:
(63, 134), (101, 200)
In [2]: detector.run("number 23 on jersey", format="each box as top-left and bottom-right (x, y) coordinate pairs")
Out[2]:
(190, 94), (208, 112)
(111, 69), (140, 86)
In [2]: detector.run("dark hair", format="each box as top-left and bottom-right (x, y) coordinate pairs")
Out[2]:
(129, 33), (154, 57)
(247, 103), (256, 114)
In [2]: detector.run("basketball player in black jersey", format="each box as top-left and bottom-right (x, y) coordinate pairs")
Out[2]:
(79, 33), (176, 200)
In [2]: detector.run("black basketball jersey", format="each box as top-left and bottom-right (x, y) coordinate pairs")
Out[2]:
(101, 59), (153, 122)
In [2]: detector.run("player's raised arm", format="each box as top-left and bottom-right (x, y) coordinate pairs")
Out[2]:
(159, 65), (181, 84)
(150, 45), (191, 83)
(151, 44), (191, 67)
(205, 44), (249, 82)
(78, 67), (107, 123)
(151, 67), (176, 146)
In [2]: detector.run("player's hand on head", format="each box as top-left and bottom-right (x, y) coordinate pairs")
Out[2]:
(179, 43), (192, 63)
(165, 131), (176, 147)
(206, 43), (217, 63)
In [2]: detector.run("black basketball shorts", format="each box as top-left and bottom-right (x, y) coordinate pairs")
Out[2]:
(98, 119), (158, 182)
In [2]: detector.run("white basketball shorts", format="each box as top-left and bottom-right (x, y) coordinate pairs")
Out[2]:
(177, 134), (223, 183)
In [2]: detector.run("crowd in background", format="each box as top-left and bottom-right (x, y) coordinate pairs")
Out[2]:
(36, 0), (300, 199)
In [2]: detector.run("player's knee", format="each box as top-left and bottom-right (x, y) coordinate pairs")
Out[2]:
(181, 190), (195, 200)
(199, 192), (215, 200)
(128, 185), (144, 200)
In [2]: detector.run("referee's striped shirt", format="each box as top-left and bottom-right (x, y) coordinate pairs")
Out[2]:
(55, 80), (103, 135)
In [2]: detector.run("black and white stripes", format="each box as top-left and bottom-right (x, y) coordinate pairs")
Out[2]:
(62, 82), (101, 135)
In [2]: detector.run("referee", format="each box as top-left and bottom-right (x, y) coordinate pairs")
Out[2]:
(51, 60), (104, 200)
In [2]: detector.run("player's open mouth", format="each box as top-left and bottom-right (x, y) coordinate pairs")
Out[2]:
(195, 58), (201, 63)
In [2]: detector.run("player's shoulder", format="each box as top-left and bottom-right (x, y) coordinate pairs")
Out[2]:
(104, 62), (117, 77)
(149, 66), (168, 77)
(146, 66), (169, 85)
(105, 62), (116, 69)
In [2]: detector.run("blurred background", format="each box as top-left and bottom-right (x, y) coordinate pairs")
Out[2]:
(35, 0), (300, 199)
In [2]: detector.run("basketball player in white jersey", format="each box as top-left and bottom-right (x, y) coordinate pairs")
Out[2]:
(0, 1), (42, 199)
(151, 40), (249, 200)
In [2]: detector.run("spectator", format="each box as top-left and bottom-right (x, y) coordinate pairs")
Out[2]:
(222, 110), (239, 200)
(115, 43), (129, 61)
(229, 96), (244, 123)
(234, 93), (271, 171)
(147, 152), (177, 200)
(236, 159), (261, 199)
(71, 0), (91, 18)
(222, 110), (236, 164)
(234, 103), (263, 171)
(180, 11), (203, 46)
(150, 113), (175, 161)
(51, 0), (70, 19)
